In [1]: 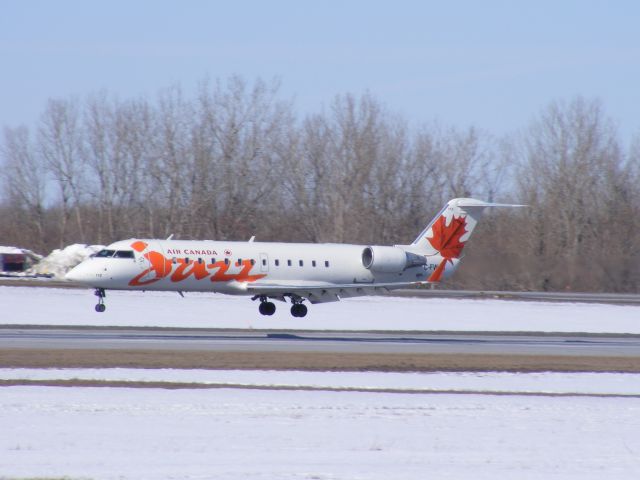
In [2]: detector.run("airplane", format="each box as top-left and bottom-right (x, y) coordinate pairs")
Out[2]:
(65, 198), (521, 317)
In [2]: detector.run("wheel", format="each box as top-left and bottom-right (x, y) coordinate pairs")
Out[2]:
(291, 303), (307, 318)
(259, 301), (276, 316)
(265, 302), (276, 316)
(95, 303), (106, 313)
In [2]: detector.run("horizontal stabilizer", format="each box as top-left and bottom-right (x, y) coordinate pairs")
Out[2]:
(448, 198), (527, 209)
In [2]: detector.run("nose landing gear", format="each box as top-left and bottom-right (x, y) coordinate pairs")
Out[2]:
(94, 288), (106, 312)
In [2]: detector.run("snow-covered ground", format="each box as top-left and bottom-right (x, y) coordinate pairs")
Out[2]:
(1, 384), (639, 479)
(3, 368), (640, 396)
(1, 243), (102, 278)
(29, 243), (103, 278)
(3, 283), (640, 479)
(3, 285), (640, 333)
(0, 246), (28, 255)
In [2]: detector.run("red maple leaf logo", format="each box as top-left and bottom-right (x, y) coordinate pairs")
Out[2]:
(426, 214), (468, 283)
(427, 214), (467, 259)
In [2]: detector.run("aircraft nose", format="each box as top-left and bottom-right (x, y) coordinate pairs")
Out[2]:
(65, 262), (91, 283)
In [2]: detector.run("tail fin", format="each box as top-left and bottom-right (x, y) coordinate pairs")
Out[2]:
(409, 198), (524, 282)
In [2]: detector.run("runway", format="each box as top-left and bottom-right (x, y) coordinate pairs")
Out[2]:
(0, 327), (639, 356)
(1, 327), (640, 374)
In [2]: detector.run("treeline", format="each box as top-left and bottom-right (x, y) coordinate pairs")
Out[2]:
(1, 76), (639, 292)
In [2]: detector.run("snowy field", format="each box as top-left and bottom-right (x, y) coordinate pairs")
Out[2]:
(2, 383), (640, 479)
(3, 368), (640, 396)
(3, 285), (640, 479)
(2, 285), (640, 333)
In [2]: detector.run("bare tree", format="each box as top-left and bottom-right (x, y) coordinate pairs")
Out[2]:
(0, 126), (48, 250)
(287, 93), (388, 243)
(2, 78), (639, 293)
(38, 98), (86, 246)
(83, 94), (154, 242)
(516, 97), (629, 291)
(195, 76), (292, 240)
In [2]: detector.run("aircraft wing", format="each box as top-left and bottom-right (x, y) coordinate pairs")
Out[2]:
(246, 281), (421, 304)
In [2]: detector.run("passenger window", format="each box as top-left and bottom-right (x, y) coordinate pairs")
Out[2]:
(237, 258), (242, 266)
(325, 260), (330, 267)
(211, 258), (216, 264)
(275, 259), (280, 266)
(172, 257), (177, 264)
(262, 259), (267, 266)
(224, 258), (230, 265)
(250, 259), (255, 266)
(312, 260), (316, 267)
(299, 260), (303, 267)
(197, 258), (203, 265)
(287, 260), (292, 266)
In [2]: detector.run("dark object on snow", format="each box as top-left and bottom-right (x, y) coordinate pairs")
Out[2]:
(1, 253), (26, 272)
(0, 248), (41, 273)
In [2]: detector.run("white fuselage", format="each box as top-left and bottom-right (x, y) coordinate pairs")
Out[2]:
(67, 238), (450, 294)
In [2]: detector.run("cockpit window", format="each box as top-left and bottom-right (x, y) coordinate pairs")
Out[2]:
(94, 249), (134, 259)
(95, 249), (116, 258)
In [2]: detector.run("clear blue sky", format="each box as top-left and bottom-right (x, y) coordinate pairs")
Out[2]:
(1, 0), (639, 142)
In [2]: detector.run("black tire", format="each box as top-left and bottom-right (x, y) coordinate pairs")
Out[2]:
(291, 303), (307, 317)
(265, 302), (276, 315)
(95, 304), (106, 313)
(258, 302), (268, 315)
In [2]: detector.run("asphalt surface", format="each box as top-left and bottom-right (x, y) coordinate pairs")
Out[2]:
(2, 327), (639, 358)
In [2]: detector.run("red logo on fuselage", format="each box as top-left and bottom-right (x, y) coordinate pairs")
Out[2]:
(128, 241), (265, 287)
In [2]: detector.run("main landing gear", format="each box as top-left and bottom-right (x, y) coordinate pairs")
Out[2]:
(253, 295), (308, 317)
(290, 302), (308, 318)
(258, 298), (276, 316)
(94, 288), (106, 313)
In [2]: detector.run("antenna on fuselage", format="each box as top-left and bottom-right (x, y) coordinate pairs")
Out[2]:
(248, 236), (255, 242)
(166, 234), (174, 240)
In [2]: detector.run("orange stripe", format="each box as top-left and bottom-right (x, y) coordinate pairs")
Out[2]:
(428, 259), (447, 282)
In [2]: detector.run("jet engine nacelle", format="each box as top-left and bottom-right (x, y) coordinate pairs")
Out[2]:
(361, 246), (427, 273)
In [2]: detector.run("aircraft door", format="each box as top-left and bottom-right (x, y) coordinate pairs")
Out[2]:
(259, 252), (269, 273)
(134, 242), (151, 272)
(129, 240), (171, 287)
